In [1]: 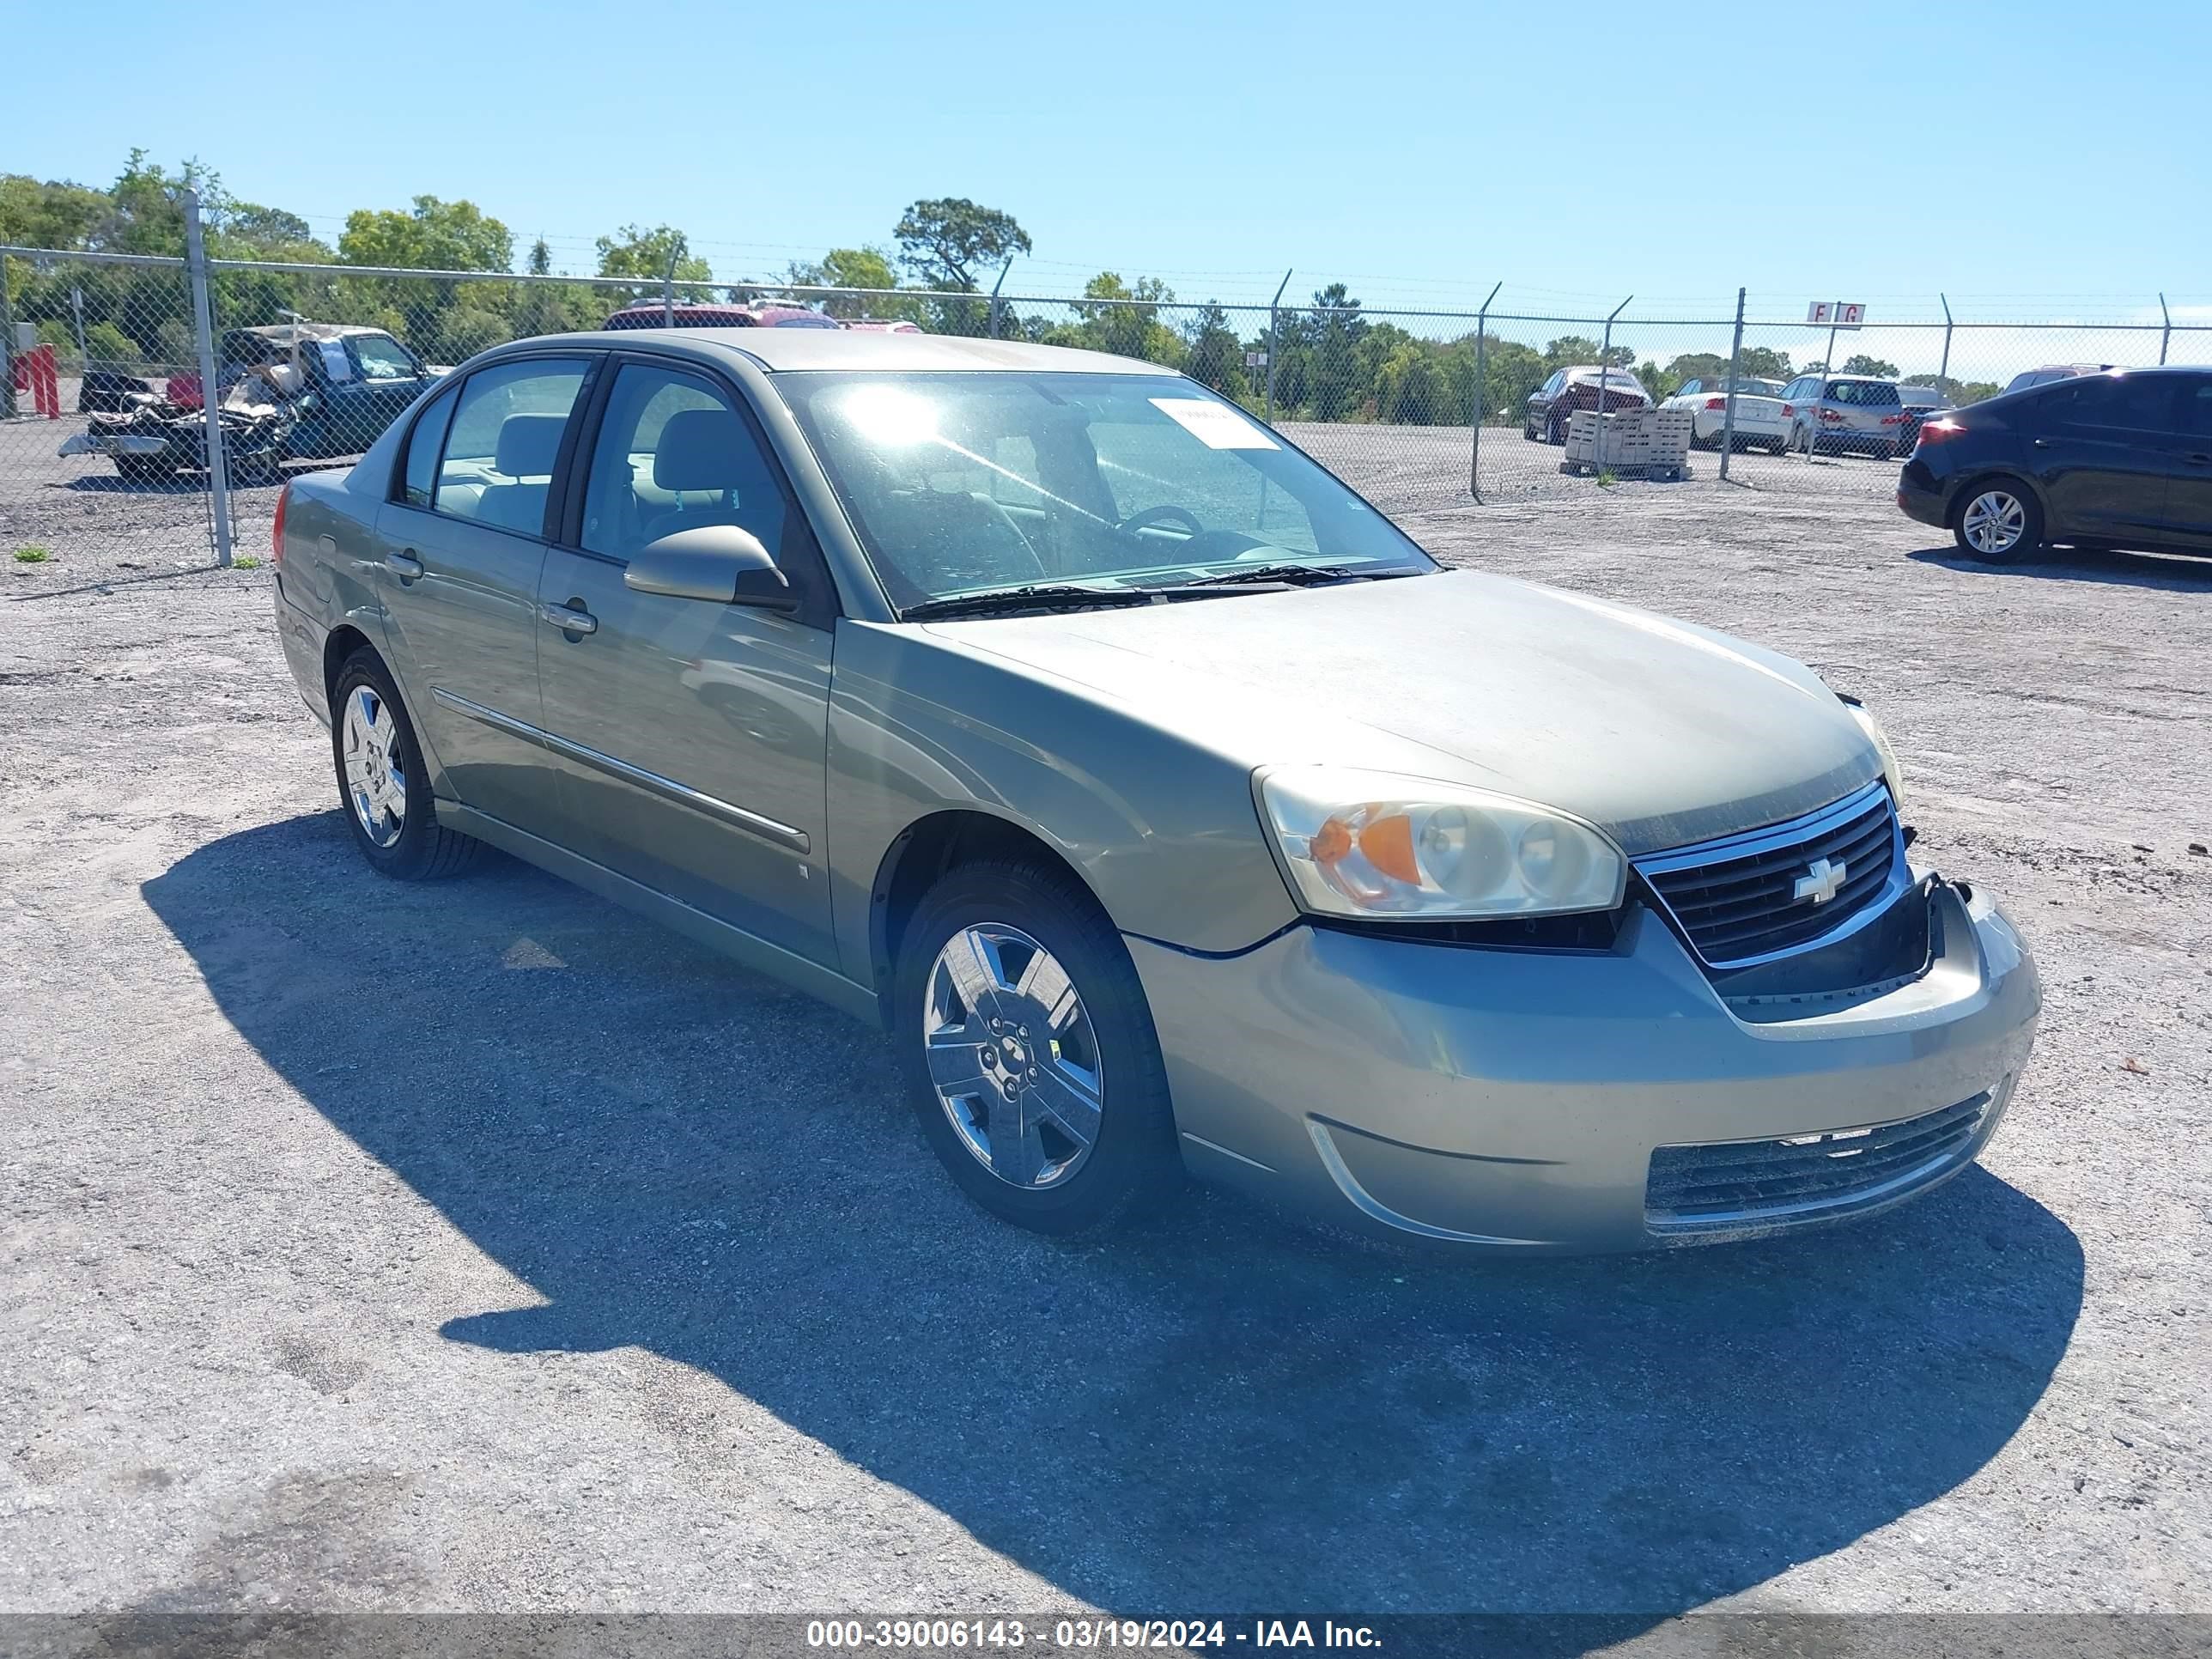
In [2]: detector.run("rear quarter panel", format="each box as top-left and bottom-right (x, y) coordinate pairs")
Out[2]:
(273, 460), (396, 722)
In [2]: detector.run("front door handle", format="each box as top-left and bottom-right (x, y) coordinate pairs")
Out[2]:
(385, 550), (424, 580)
(540, 601), (598, 636)
(2031, 437), (2056, 448)
(2185, 452), (2212, 466)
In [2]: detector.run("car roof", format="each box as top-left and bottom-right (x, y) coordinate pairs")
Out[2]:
(234, 322), (386, 343)
(516, 328), (1164, 375)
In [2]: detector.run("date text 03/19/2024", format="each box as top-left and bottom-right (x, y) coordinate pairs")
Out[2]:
(805, 1619), (1383, 1650)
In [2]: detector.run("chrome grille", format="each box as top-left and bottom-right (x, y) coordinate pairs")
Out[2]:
(1635, 781), (1905, 968)
(1646, 1091), (1991, 1236)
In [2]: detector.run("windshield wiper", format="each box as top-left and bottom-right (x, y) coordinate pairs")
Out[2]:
(899, 584), (1157, 622)
(1166, 562), (1426, 592)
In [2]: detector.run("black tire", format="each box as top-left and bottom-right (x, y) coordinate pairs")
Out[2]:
(115, 455), (171, 487)
(328, 649), (482, 879)
(892, 857), (1179, 1237)
(1951, 477), (2044, 564)
(1546, 410), (1567, 446)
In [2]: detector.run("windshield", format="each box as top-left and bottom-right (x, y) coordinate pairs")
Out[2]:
(1729, 378), (1785, 398)
(776, 372), (1436, 611)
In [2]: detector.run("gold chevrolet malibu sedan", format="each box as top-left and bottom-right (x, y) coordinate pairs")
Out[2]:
(269, 328), (2040, 1250)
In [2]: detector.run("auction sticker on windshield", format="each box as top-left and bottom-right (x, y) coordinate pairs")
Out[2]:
(1149, 397), (1279, 449)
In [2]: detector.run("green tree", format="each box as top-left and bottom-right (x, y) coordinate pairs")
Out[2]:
(1308, 283), (1367, 421)
(1841, 353), (1899, 378)
(1736, 345), (1794, 380)
(893, 197), (1030, 290)
(0, 173), (110, 249)
(786, 246), (921, 320)
(595, 223), (711, 284)
(1183, 301), (1251, 402)
(339, 196), (514, 271)
(1542, 335), (1601, 370)
(1477, 337), (1545, 425)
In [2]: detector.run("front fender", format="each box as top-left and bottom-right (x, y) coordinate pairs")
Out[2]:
(826, 621), (1300, 979)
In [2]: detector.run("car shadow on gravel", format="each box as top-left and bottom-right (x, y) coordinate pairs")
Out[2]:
(144, 813), (2083, 1640)
(1909, 544), (2212, 589)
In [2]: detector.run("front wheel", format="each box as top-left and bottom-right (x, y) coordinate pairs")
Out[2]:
(894, 858), (1179, 1236)
(1954, 481), (2043, 562)
(329, 651), (482, 879)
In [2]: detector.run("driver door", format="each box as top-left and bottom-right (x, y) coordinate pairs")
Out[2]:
(533, 357), (839, 967)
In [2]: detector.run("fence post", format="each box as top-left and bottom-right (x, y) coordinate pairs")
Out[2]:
(0, 251), (15, 418)
(1597, 294), (1631, 426)
(1264, 269), (1291, 424)
(1719, 286), (1746, 482)
(1468, 279), (1501, 501)
(1937, 293), (1954, 394)
(988, 258), (1012, 339)
(661, 249), (677, 327)
(182, 189), (234, 568)
(2159, 292), (2172, 365)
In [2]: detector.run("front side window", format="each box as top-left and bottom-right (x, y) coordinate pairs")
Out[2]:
(352, 333), (420, 381)
(776, 371), (1435, 609)
(580, 362), (787, 562)
(432, 356), (591, 535)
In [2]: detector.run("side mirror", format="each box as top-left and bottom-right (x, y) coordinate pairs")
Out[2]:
(623, 523), (797, 611)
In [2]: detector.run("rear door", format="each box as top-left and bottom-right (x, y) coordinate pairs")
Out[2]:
(2161, 374), (2212, 550)
(373, 352), (596, 831)
(2028, 374), (2182, 542)
(532, 355), (838, 965)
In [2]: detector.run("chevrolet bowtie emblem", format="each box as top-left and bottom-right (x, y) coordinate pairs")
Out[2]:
(1794, 856), (1846, 905)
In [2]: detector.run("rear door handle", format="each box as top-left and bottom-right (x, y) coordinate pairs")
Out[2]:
(540, 601), (598, 636)
(2185, 452), (2212, 466)
(385, 550), (424, 580)
(2031, 437), (2055, 448)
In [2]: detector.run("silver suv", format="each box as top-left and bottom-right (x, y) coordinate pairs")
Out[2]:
(1781, 374), (1915, 459)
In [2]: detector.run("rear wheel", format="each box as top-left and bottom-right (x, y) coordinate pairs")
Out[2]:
(1546, 410), (1568, 445)
(329, 650), (482, 879)
(893, 858), (1179, 1236)
(115, 455), (171, 486)
(1954, 480), (2043, 562)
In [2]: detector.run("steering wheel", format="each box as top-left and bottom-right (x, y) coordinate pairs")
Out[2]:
(1116, 503), (1204, 538)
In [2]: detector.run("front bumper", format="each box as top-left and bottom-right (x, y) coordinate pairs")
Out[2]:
(1132, 878), (2039, 1252)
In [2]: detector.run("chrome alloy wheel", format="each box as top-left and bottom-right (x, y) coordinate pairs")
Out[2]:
(341, 685), (407, 849)
(1960, 489), (2027, 556)
(922, 922), (1104, 1189)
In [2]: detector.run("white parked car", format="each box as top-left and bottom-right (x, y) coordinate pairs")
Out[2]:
(1662, 377), (1790, 453)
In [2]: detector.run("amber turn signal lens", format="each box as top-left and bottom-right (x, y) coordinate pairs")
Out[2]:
(1355, 812), (1420, 884)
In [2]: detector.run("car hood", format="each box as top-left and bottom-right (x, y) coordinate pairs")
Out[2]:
(927, 568), (1881, 857)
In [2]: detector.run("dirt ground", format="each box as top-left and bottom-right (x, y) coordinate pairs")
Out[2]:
(3, 435), (2208, 1638)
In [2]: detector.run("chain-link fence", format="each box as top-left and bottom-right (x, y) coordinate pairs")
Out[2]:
(9, 203), (2212, 576)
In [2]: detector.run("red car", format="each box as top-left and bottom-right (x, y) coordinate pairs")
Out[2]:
(1522, 365), (1654, 445)
(601, 301), (841, 331)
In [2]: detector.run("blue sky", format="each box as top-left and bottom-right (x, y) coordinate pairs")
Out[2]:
(7, 0), (2205, 327)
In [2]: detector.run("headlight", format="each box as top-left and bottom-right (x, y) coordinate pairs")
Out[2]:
(1836, 695), (1905, 807)
(1257, 766), (1626, 920)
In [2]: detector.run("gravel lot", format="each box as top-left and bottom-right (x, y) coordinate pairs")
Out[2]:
(3, 433), (2209, 1638)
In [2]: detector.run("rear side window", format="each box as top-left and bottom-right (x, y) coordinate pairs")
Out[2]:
(433, 357), (592, 534)
(399, 382), (459, 507)
(2178, 376), (2212, 436)
(2046, 374), (2177, 431)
